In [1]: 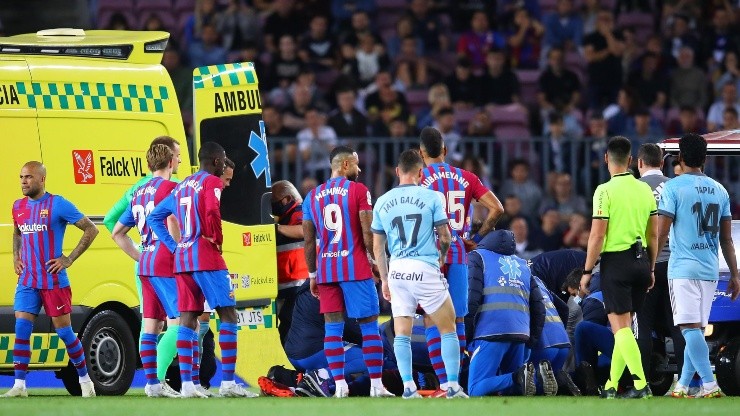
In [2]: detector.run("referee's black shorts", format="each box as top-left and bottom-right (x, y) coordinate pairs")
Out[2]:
(600, 248), (651, 314)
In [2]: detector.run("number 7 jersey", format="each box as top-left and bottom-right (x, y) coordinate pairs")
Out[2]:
(420, 163), (489, 264)
(119, 176), (177, 277)
(303, 177), (373, 283)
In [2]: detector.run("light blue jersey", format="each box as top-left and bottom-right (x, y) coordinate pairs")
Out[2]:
(658, 172), (732, 281)
(371, 184), (449, 267)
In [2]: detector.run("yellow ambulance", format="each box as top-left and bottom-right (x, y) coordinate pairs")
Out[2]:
(0, 29), (286, 395)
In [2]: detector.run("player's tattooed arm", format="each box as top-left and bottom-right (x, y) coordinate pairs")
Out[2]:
(359, 210), (375, 260)
(13, 226), (23, 275)
(477, 191), (505, 236)
(47, 217), (99, 273)
(435, 223), (452, 266)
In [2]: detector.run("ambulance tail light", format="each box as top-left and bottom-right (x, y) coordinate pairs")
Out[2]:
(144, 38), (168, 53)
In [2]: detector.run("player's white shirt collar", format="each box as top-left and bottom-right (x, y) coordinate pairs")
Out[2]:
(641, 169), (663, 177)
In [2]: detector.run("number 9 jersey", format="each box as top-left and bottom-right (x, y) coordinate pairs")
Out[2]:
(303, 177), (373, 284)
(420, 163), (489, 264)
(119, 176), (177, 277)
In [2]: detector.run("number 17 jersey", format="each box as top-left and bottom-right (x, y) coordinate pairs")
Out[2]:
(119, 176), (177, 277)
(420, 163), (489, 264)
(658, 172), (731, 281)
(303, 177), (373, 284)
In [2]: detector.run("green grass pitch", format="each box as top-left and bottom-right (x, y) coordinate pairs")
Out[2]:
(3, 389), (740, 416)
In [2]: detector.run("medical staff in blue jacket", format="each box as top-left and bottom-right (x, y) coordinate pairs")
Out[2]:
(530, 276), (572, 395)
(465, 230), (547, 396)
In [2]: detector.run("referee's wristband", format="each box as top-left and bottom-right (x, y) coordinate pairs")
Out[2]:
(308, 271), (317, 279)
(583, 269), (593, 275)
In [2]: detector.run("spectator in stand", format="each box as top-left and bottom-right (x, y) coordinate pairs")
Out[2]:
(714, 51), (740, 97)
(456, 11), (506, 74)
(356, 33), (391, 87)
(500, 159), (544, 222)
(604, 87), (639, 136)
(583, 9), (625, 110)
(581, 0), (600, 35)
(538, 47), (582, 118)
(283, 84), (313, 131)
(539, 173), (587, 226)
(388, 15), (424, 61)
(300, 177), (319, 197)
(461, 154), (494, 190)
(704, 8), (739, 72)
(724, 107), (740, 130)
(433, 107), (463, 164)
(328, 87), (368, 138)
(543, 112), (577, 173)
(341, 10), (385, 48)
(267, 35), (305, 92)
(338, 42), (361, 83)
(375, 116), (412, 196)
(664, 13), (701, 60)
(496, 0), (541, 25)
(624, 108), (664, 144)
(298, 14), (337, 73)
(534, 207), (566, 252)
(708, 83), (740, 131)
(218, 0), (262, 51)
(183, 0), (221, 47)
(507, 7), (544, 70)
(264, 105), (298, 176)
(510, 216), (544, 260)
(416, 83), (451, 130)
(393, 36), (430, 90)
(188, 23), (228, 69)
(667, 105), (708, 136)
(626, 53), (668, 110)
(466, 109), (494, 137)
(497, 195), (525, 231)
(582, 113), (609, 194)
(562, 212), (589, 249)
(620, 28), (642, 78)
(370, 103), (412, 137)
(106, 12), (131, 30)
(232, 40), (265, 74)
(331, 0), (376, 32)
(364, 71), (409, 124)
(640, 34), (676, 76)
(543, 0), (584, 56)
(669, 46), (708, 109)
(162, 46), (192, 113)
(297, 107), (338, 182)
(479, 48), (521, 106)
(263, 0), (307, 53)
(445, 57), (481, 109)
(143, 14), (166, 31)
(407, 0), (448, 54)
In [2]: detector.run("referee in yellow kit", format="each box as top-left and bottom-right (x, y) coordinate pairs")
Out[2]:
(579, 136), (658, 399)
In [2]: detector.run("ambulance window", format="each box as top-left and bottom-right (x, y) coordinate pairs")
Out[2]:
(200, 114), (271, 226)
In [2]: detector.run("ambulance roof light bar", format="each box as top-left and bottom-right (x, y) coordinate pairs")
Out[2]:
(36, 28), (86, 37)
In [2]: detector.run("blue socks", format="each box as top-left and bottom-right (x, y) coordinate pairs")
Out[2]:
(140, 332), (159, 385)
(219, 322), (238, 382)
(440, 332), (460, 385)
(13, 318), (33, 380)
(324, 322), (345, 381)
(56, 325), (88, 378)
(359, 321), (384, 380)
(394, 335), (413, 386)
(425, 326), (448, 387)
(456, 321), (466, 361)
(177, 326), (196, 383)
(682, 328), (714, 384)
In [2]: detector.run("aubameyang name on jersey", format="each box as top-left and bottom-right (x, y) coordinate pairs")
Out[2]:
(380, 196), (426, 213)
(696, 186), (715, 195)
(314, 187), (348, 201)
(100, 157), (146, 177)
(179, 179), (204, 193)
(134, 186), (158, 198)
(421, 171), (469, 188)
(19, 223), (47, 234)
(214, 89), (261, 113)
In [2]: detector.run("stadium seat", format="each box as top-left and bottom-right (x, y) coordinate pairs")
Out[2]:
(376, 0), (407, 11)
(405, 89), (430, 115)
(98, 0), (134, 13)
(138, 11), (177, 32)
(516, 69), (541, 108)
(539, 0), (559, 15)
(489, 104), (529, 127)
(617, 12), (654, 43)
(454, 107), (478, 132)
(98, 10), (137, 29)
(174, 0), (196, 14)
(135, 0), (173, 14)
(377, 11), (403, 32)
(315, 69), (340, 91)
(494, 125), (531, 140)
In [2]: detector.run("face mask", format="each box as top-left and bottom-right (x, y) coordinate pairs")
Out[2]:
(272, 200), (292, 217)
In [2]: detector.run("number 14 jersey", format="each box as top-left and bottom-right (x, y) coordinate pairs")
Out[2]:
(303, 177), (373, 284)
(658, 172), (731, 281)
(420, 163), (489, 264)
(119, 176), (177, 277)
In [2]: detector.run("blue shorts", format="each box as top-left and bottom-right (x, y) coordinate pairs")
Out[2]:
(177, 270), (235, 312)
(14, 284), (72, 317)
(446, 263), (468, 317)
(149, 276), (180, 319)
(317, 279), (379, 319)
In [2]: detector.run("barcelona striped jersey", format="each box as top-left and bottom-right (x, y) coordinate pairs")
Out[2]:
(420, 163), (489, 264)
(147, 170), (227, 272)
(118, 176), (177, 277)
(303, 177), (373, 283)
(12, 193), (84, 289)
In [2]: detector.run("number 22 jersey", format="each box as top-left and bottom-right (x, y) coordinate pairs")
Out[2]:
(119, 176), (177, 277)
(303, 177), (373, 284)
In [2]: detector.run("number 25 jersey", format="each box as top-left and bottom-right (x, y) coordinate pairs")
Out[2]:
(303, 177), (373, 284)
(658, 172), (731, 281)
(119, 176), (177, 277)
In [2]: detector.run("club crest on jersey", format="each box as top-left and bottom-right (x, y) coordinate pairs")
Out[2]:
(39, 209), (48, 218)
